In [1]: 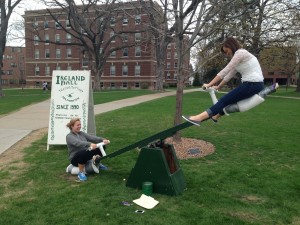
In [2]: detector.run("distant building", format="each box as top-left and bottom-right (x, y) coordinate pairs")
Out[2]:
(1, 46), (25, 87)
(23, 1), (190, 89)
(260, 46), (297, 85)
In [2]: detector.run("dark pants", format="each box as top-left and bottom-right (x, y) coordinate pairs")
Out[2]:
(207, 82), (264, 116)
(71, 148), (102, 166)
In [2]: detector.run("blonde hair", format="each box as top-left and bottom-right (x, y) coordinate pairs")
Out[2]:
(66, 117), (81, 130)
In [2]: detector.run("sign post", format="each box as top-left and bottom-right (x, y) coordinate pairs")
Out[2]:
(47, 70), (95, 150)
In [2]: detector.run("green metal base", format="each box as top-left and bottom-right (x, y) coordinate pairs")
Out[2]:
(126, 143), (186, 196)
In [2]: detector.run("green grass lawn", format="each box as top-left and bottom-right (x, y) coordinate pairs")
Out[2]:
(0, 89), (51, 115)
(0, 87), (299, 225)
(0, 89), (156, 116)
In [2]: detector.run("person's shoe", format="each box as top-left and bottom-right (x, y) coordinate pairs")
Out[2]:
(182, 115), (200, 126)
(92, 155), (101, 165)
(211, 118), (218, 123)
(99, 163), (108, 170)
(78, 172), (87, 181)
(272, 83), (279, 91)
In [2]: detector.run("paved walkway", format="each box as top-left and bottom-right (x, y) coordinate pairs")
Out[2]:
(0, 89), (199, 155)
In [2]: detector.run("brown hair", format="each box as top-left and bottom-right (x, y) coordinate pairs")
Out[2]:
(221, 37), (241, 55)
(66, 117), (81, 130)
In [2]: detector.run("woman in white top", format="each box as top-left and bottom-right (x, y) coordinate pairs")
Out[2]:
(183, 37), (267, 126)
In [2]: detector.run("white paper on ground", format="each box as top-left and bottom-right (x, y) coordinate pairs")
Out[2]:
(133, 194), (159, 209)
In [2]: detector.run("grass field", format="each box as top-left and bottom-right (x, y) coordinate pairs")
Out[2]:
(0, 89), (156, 116)
(0, 87), (299, 225)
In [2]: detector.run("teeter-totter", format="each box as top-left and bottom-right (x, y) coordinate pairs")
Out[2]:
(98, 84), (277, 195)
(101, 121), (193, 196)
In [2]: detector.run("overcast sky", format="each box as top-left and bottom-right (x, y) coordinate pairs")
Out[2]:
(7, 0), (48, 46)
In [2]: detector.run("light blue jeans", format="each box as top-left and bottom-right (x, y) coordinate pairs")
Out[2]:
(206, 82), (264, 116)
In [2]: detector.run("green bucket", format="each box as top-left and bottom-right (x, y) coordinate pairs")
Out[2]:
(142, 181), (153, 196)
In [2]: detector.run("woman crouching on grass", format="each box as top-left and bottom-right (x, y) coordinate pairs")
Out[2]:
(66, 117), (110, 181)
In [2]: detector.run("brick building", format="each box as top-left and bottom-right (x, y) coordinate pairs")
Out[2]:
(23, 1), (190, 89)
(260, 46), (298, 85)
(1, 46), (25, 87)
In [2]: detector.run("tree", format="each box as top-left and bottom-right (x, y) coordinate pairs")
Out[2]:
(160, 0), (247, 141)
(0, 0), (23, 97)
(32, 0), (152, 91)
(192, 71), (201, 86)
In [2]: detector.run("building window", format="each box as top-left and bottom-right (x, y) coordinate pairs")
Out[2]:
(45, 34), (49, 44)
(122, 82), (128, 88)
(7, 70), (13, 75)
(167, 52), (171, 59)
(122, 17), (128, 25)
(82, 58), (89, 67)
(122, 65), (128, 76)
(56, 64), (61, 70)
(174, 52), (177, 59)
(174, 62), (178, 68)
(67, 48), (72, 58)
(33, 21), (39, 29)
(45, 65), (50, 75)
(110, 82), (115, 88)
(135, 33), (141, 42)
(135, 15), (141, 24)
(35, 50), (40, 59)
(35, 66), (40, 76)
(55, 21), (61, 29)
(34, 35), (39, 45)
(110, 17), (115, 26)
(167, 62), (171, 69)
(110, 31), (115, 42)
(44, 21), (49, 29)
(174, 71), (177, 80)
(45, 49), (50, 58)
(66, 33), (72, 43)
(135, 46), (141, 57)
(123, 48), (128, 57)
(66, 19), (71, 29)
(135, 82), (140, 88)
(135, 64), (140, 76)
(122, 33), (128, 42)
(110, 50), (116, 58)
(100, 82), (104, 88)
(56, 49), (61, 59)
(110, 65), (116, 76)
(55, 34), (60, 43)
(167, 71), (171, 79)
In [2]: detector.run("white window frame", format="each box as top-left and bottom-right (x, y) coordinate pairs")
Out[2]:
(135, 64), (140, 76)
(66, 33), (72, 43)
(135, 33), (141, 42)
(56, 49), (61, 59)
(135, 46), (141, 57)
(45, 65), (50, 75)
(123, 48), (128, 57)
(35, 66), (40, 76)
(67, 48), (72, 58)
(45, 49), (50, 58)
(45, 34), (49, 45)
(122, 65), (128, 76)
(110, 65), (116, 76)
(35, 50), (40, 59)
(55, 34), (60, 43)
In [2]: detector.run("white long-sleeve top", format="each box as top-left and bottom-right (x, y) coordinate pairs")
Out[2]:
(217, 49), (264, 83)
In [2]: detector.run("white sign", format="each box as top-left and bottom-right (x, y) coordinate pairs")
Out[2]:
(47, 70), (95, 149)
